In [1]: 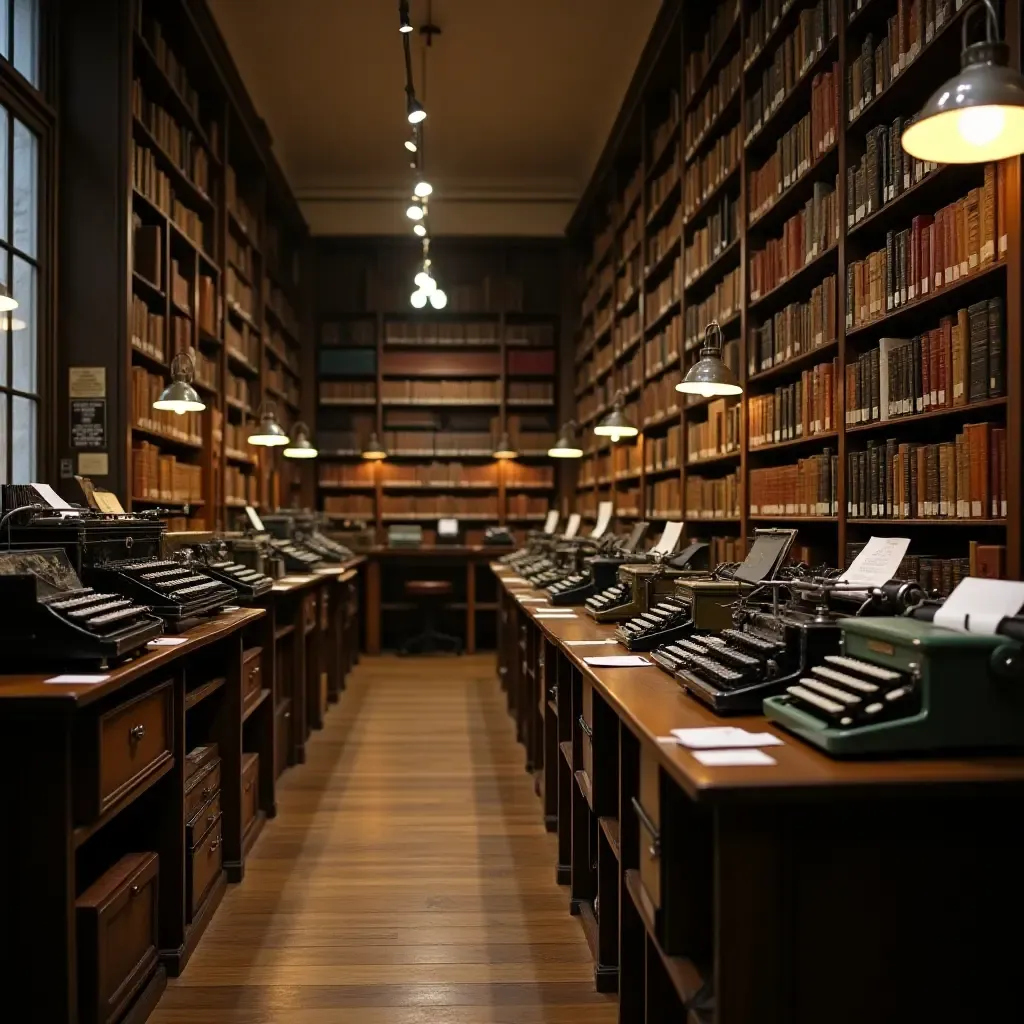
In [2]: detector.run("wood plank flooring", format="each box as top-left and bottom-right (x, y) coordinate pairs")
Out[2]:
(150, 654), (616, 1023)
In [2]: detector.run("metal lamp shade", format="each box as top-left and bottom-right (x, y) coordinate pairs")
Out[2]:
(493, 432), (519, 459)
(362, 432), (388, 461)
(593, 403), (638, 440)
(284, 424), (318, 459)
(153, 352), (206, 414)
(248, 407), (290, 446)
(548, 423), (583, 459)
(902, 41), (1024, 163)
(0, 281), (18, 313)
(676, 353), (743, 397)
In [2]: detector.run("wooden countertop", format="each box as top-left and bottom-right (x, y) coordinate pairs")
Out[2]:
(495, 568), (1024, 802)
(0, 607), (265, 707)
(364, 545), (514, 558)
(271, 557), (365, 591)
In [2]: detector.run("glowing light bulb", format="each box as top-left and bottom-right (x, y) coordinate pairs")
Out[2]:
(414, 181), (433, 197)
(429, 289), (448, 309)
(959, 105), (1006, 147)
(404, 139), (418, 153)
(414, 271), (437, 293)
(410, 289), (428, 308)
(413, 223), (427, 237)
(406, 203), (424, 221)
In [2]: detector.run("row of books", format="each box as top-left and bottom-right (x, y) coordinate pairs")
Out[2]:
(323, 495), (375, 518)
(131, 295), (165, 362)
(172, 195), (206, 253)
(619, 443), (644, 478)
(641, 370), (682, 424)
(645, 313), (682, 376)
(170, 259), (189, 313)
(748, 274), (838, 374)
(685, 268), (741, 349)
(749, 179), (839, 300)
(649, 93), (680, 171)
(648, 206), (682, 270)
(845, 169), (1004, 329)
(322, 320), (374, 348)
(622, 348), (643, 393)
(647, 476), (681, 518)
(646, 258), (681, 324)
(749, 99), (838, 224)
(508, 494), (552, 518)
(132, 443), (203, 504)
(131, 79), (211, 196)
(265, 364), (299, 407)
(684, 59), (739, 160)
(685, 0), (739, 95)
(320, 380), (376, 402)
(226, 318), (259, 367)
(616, 487), (641, 518)
(684, 197), (738, 285)
(648, 159), (680, 221)
(646, 424), (681, 472)
(132, 140), (172, 214)
(131, 367), (203, 445)
(265, 281), (301, 340)
(621, 201), (644, 263)
(749, 451), (837, 515)
(380, 379), (501, 403)
(684, 124), (740, 220)
(381, 497), (499, 516)
(193, 347), (219, 391)
(227, 232), (255, 283)
(224, 421), (255, 455)
(505, 464), (555, 486)
(703, 534), (746, 566)
(617, 250), (641, 307)
(685, 471), (741, 519)
(226, 166), (261, 247)
(620, 164), (643, 224)
(847, 117), (938, 228)
(382, 321), (507, 346)
(846, 301), (1004, 427)
(846, 0), (961, 124)
(688, 399), (741, 461)
(375, 277), (528, 315)
(198, 275), (217, 336)
(225, 266), (255, 320)
(508, 381), (555, 403)
(748, 358), (839, 447)
(846, 423), (1006, 520)
(133, 215), (162, 287)
(614, 308), (643, 355)
(225, 465), (260, 506)
(226, 372), (254, 408)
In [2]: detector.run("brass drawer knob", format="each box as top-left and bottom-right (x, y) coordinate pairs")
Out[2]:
(209, 837), (220, 852)
(129, 724), (146, 743)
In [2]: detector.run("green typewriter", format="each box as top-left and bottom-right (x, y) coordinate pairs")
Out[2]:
(763, 616), (1024, 757)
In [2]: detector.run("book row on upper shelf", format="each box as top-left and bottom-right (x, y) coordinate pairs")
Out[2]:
(684, 202), (738, 285)
(749, 273), (838, 373)
(688, 402), (742, 461)
(685, 471), (742, 520)
(685, 124), (741, 221)
(748, 357), (838, 446)
(847, 422), (1006, 521)
(686, 0), (740, 95)
(750, 450), (837, 516)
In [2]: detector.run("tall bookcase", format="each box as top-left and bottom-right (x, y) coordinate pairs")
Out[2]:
(313, 239), (566, 544)
(570, 0), (1022, 583)
(59, 0), (312, 527)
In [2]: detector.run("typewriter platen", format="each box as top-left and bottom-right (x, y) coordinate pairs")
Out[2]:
(672, 574), (925, 714)
(764, 615), (1024, 756)
(0, 547), (163, 668)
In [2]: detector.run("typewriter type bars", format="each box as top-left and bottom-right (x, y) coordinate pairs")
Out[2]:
(90, 558), (236, 632)
(0, 548), (163, 667)
(271, 539), (327, 573)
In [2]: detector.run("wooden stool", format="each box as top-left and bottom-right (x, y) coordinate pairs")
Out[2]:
(398, 580), (463, 656)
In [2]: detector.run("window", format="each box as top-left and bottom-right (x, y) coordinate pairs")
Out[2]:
(0, 0), (44, 484)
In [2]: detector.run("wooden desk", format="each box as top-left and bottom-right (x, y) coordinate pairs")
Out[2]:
(363, 545), (512, 654)
(493, 566), (1024, 1022)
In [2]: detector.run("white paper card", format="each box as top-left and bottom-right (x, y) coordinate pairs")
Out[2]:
(565, 639), (621, 647)
(543, 510), (560, 534)
(841, 536), (911, 587)
(653, 521), (684, 554)
(503, 576), (529, 584)
(244, 505), (265, 531)
(564, 513), (582, 539)
(692, 749), (778, 766)
(933, 577), (1024, 635)
(672, 727), (783, 749)
(535, 612), (577, 618)
(147, 637), (189, 647)
(591, 501), (614, 539)
(284, 576), (315, 584)
(221, 606), (241, 612)
(517, 597), (548, 603)
(31, 482), (72, 509)
(45, 674), (110, 684)
(583, 655), (653, 667)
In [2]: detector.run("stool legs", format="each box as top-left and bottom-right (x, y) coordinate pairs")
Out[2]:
(398, 598), (463, 656)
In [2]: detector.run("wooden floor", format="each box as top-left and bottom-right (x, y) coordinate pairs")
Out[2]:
(151, 654), (616, 1023)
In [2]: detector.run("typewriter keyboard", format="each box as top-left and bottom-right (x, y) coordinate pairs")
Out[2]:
(784, 654), (916, 727)
(586, 582), (628, 612)
(618, 600), (690, 639)
(548, 572), (587, 595)
(44, 589), (152, 635)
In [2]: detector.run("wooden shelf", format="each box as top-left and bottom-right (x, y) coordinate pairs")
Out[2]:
(847, 397), (1007, 437)
(185, 676), (226, 711)
(748, 431), (838, 455)
(131, 423), (203, 451)
(598, 816), (620, 861)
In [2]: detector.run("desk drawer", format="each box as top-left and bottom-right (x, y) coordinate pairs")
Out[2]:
(78, 682), (173, 822)
(186, 789), (221, 849)
(241, 751), (260, 834)
(634, 745), (661, 921)
(580, 678), (594, 792)
(188, 814), (223, 918)
(320, 589), (330, 630)
(76, 852), (159, 1024)
(303, 593), (317, 633)
(183, 760), (220, 826)
(275, 701), (291, 776)
(242, 647), (263, 707)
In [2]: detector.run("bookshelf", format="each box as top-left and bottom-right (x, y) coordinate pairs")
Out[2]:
(314, 240), (564, 543)
(60, 0), (311, 528)
(570, 0), (1021, 583)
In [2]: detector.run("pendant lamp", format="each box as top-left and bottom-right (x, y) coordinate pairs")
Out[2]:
(152, 351), (206, 415)
(902, 0), (1024, 163)
(248, 403), (290, 446)
(594, 390), (639, 441)
(493, 431), (519, 459)
(283, 422), (318, 459)
(676, 321), (742, 398)
(362, 431), (388, 460)
(548, 421), (583, 459)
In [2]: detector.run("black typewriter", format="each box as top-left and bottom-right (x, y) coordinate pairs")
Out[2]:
(0, 547), (163, 668)
(262, 510), (355, 564)
(169, 538), (274, 604)
(260, 511), (335, 570)
(673, 573), (927, 714)
(229, 533), (285, 579)
(546, 522), (651, 605)
(1, 486), (235, 633)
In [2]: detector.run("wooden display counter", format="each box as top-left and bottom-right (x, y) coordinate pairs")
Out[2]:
(493, 564), (1024, 1023)
(0, 562), (364, 1024)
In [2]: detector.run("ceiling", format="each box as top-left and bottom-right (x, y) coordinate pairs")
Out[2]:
(209, 0), (662, 236)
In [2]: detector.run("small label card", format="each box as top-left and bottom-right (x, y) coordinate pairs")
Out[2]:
(221, 605), (241, 613)
(672, 727), (783, 750)
(535, 612), (577, 618)
(565, 639), (620, 647)
(692, 748), (778, 767)
(148, 637), (189, 647)
(517, 597), (548, 603)
(45, 674), (110, 685)
(583, 655), (653, 668)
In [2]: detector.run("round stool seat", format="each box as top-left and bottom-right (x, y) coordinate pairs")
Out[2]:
(405, 579), (453, 598)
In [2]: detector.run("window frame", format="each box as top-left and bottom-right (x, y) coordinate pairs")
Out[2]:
(0, 0), (53, 485)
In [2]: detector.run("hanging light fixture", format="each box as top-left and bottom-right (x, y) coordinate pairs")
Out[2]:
(902, 0), (1024, 163)
(362, 431), (388, 460)
(594, 389), (639, 441)
(407, 97), (427, 124)
(398, 0), (413, 32)
(548, 421), (584, 459)
(153, 351), (206, 415)
(404, 137), (418, 153)
(406, 199), (424, 220)
(413, 222), (427, 237)
(676, 321), (742, 398)
(410, 289), (428, 308)
(428, 288), (448, 309)
(248, 403), (291, 446)
(493, 431), (519, 460)
(414, 180), (433, 197)
(0, 282), (17, 313)
(283, 422), (319, 459)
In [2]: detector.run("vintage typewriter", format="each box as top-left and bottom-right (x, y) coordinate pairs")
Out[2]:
(165, 536), (274, 604)
(500, 512), (561, 566)
(624, 530), (798, 653)
(670, 573), (926, 714)
(0, 547), (163, 668)
(262, 510), (350, 567)
(228, 531), (285, 579)
(586, 541), (712, 622)
(546, 522), (651, 605)
(1, 487), (235, 633)
(763, 613), (1024, 756)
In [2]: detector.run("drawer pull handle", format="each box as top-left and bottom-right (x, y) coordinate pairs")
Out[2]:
(130, 884), (140, 896)
(631, 796), (661, 858)
(244, 781), (252, 792)
(548, 686), (558, 700)
(209, 838), (220, 852)
(577, 715), (593, 739)
(129, 724), (146, 743)
(201, 786), (213, 800)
